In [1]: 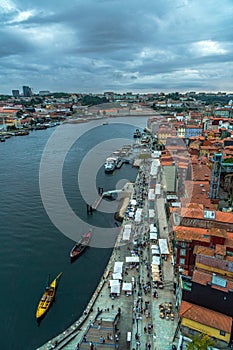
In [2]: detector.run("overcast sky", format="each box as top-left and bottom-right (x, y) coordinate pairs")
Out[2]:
(1, 0), (233, 94)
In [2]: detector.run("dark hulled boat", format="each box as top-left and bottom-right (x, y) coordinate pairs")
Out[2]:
(70, 231), (91, 262)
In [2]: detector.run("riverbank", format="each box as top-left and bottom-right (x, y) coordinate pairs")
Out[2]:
(38, 142), (179, 350)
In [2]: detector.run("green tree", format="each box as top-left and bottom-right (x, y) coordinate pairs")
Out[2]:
(187, 334), (215, 350)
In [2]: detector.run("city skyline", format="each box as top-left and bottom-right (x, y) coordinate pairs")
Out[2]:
(1, 0), (233, 94)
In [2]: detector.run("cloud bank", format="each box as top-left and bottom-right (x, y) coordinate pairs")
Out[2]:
(1, 0), (233, 93)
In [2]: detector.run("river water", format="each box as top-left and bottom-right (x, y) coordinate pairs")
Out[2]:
(0, 116), (148, 349)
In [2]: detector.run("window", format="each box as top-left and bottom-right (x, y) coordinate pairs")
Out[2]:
(180, 249), (186, 256)
(220, 330), (225, 336)
(179, 258), (185, 265)
(181, 242), (186, 248)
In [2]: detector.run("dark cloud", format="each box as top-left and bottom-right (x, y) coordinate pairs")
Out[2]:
(0, 0), (233, 93)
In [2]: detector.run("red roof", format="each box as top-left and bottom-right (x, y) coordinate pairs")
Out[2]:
(179, 301), (232, 333)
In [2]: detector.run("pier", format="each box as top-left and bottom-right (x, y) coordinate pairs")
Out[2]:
(92, 185), (133, 210)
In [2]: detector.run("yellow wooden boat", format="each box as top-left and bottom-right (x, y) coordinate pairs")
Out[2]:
(36, 272), (62, 320)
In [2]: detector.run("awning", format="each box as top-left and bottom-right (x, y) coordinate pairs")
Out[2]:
(148, 189), (155, 201)
(150, 159), (160, 176)
(151, 265), (160, 272)
(171, 202), (181, 207)
(122, 224), (131, 241)
(151, 248), (160, 255)
(152, 256), (161, 265)
(135, 208), (143, 223)
(158, 238), (169, 255)
(150, 231), (158, 240)
(109, 279), (121, 294)
(110, 284), (120, 294)
(125, 256), (140, 263)
(122, 282), (132, 291)
(149, 224), (157, 233)
(149, 209), (155, 218)
(114, 261), (123, 274)
(112, 272), (122, 280)
(155, 184), (161, 195)
(167, 195), (178, 200)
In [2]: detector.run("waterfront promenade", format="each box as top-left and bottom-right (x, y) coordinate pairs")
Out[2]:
(38, 158), (179, 350)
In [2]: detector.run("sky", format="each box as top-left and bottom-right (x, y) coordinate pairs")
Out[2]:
(1, 0), (233, 94)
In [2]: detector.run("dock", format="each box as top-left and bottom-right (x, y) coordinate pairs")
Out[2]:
(92, 195), (103, 210)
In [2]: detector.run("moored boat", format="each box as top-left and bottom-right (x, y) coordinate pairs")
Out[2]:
(36, 272), (63, 320)
(70, 231), (91, 262)
(104, 157), (119, 173)
(34, 124), (47, 130)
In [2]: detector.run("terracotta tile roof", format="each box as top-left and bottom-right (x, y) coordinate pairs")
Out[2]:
(200, 146), (219, 150)
(215, 244), (226, 256)
(185, 125), (202, 129)
(193, 246), (215, 256)
(181, 184), (214, 210)
(174, 226), (210, 243)
(225, 232), (233, 248)
(180, 208), (233, 224)
(209, 227), (227, 238)
(215, 211), (233, 224)
(192, 163), (211, 181)
(179, 301), (232, 333)
(226, 256), (233, 262)
(192, 270), (233, 292)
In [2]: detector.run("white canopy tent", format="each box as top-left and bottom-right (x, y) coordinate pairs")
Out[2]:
(148, 189), (155, 201)
(122, 282), (132, 292)
(149, 209), (155, 219)
(149, 224), (157, 233)
(155, 184), (161, 195)
(149, 231), (158, 240)
(151, 264), (161, 281)
(122, 224), (132, 241)
(134, 208), (143, 223)
(150, 159), (160, 177)
(152, 255), (161, 265)
(109, 280), (121, 295)
(113, 261), (123, 274)
(125, 256), (140, 263)
(158, 238), (169, 255)
(151, 248), (160, 256)
(112, 272), (122, 280)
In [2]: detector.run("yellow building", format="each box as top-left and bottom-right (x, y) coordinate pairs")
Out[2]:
(180, 301), (232, 344)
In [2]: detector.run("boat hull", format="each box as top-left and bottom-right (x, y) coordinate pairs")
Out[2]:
(36, 280), (56, 319)
(36, 272), (62, 320)
(70, 232), (91, 262)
